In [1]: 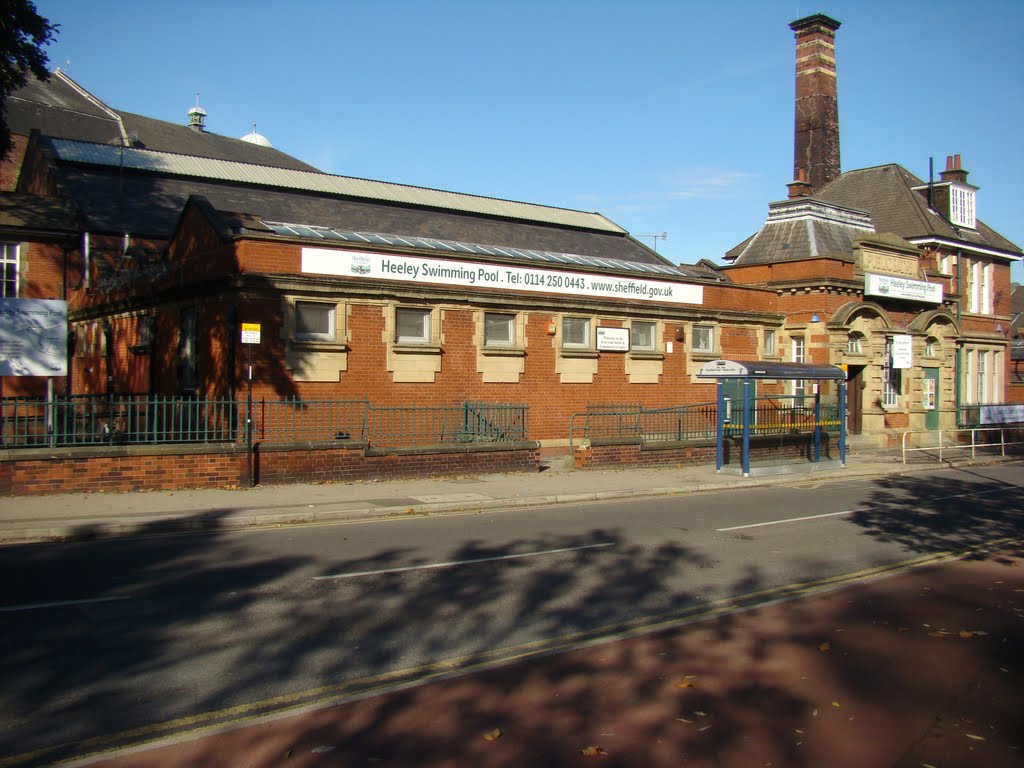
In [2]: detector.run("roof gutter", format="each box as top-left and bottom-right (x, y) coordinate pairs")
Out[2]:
(906, 237), (1022, 262)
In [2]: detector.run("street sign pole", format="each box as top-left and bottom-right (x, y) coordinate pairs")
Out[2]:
(247, 342), (253, 487)
(241, 323), (261, 487)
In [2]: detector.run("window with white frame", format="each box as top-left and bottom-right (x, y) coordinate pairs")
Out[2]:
(764, 328), (777, 356)
(976, 350), (987, 404)
(692, 324), (714, 353)
(950, 186), (976, 229)
(1, 242), (18, 298)
(791, 336), (806, 399)
(395, 306), (432, 344)
(562, 316), (590, 349)
(924, 337), (937, 357)
(294, 301), (336, 342)
(483, 312), (515, 348)
(847, 333), (863, 355)
(967, 258), (993, 314)
(630, 321), (656, 352)
(883, 337), (902, 408)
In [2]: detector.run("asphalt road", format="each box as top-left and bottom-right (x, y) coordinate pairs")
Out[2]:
(1, 463), (1021, 766)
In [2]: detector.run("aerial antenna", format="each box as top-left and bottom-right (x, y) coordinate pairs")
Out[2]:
(639, 232), (668, 252)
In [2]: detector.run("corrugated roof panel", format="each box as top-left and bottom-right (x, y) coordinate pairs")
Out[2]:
(264, 224), (691, 279)
(48, 138), (626, 234)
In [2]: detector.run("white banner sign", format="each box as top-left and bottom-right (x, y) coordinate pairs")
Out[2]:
(302, 248), (703, 306)
(980, 404), (1024, 425)
(865, 273), (943, 304)
(891, 334), (913, 369)
(0, 298), (68, 376)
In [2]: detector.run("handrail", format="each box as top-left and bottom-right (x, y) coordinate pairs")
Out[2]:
(900, 427), (1021, 464)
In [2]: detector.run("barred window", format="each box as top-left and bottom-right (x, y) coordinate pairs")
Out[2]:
(883, 337), (902, 408)
(630, 321), (656, 351)
(484, 312), (515, 347)
(295, 301), (336, 342)
(692, 325), (714, 352)
(562, 316), (590, 349)
(395, 306), (432, 344)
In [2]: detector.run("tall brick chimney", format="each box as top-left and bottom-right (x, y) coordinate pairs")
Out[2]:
(789, 14), (841, 195)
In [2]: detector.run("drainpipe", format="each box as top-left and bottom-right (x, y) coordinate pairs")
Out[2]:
(955, 249), (963, 422)
(82, 232), (91, 292)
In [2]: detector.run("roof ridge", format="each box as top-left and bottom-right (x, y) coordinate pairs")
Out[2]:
(51, 69), (130, 143)
(47, 138), (627, 234)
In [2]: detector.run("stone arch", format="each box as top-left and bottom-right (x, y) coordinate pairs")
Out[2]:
(908, 308), (960, 337)
(826, 300), (895, 332)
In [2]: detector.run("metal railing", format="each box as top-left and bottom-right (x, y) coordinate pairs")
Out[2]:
(0, 394), (239, 447)
(571, 397), (841, 449)
(254, 397), (369, 443)
(730, 396), (842, 436)
(1, 395), (528, 450)
(901, 428), (1024, 464)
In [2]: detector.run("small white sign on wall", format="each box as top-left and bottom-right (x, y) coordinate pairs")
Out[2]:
(891, 334), (913, 369)
(596, 326), (630, 352)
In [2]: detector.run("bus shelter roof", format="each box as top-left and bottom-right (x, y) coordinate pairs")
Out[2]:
(696, 359), (846, 381)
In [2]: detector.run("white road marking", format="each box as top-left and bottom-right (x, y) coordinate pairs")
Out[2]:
(314, 542), (615, 581)
(718, 486), (1013, 532)
(717, 510), (860, 532)
(0, 595), (132, 613)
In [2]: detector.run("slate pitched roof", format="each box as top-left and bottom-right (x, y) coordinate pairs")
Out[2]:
(723, 197), (875, 265)
(54, 162), (676, 270)
(7, 71), (318, 172)
(725, 163), (1022, 266)
(0, 192), (78, 234)
(817, 164), (1021, 256)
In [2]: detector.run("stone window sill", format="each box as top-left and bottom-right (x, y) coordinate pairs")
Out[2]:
(289, 340), (349, 353)
(392, 343), (442, 354)
(482, 346), (526, 357)
(628, 351), (664, 361)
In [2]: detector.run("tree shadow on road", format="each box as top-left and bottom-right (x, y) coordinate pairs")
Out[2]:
(1, 463), (1022, 767)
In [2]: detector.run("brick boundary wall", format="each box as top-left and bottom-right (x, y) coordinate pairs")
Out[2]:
(0, 441), (540, 496)
(574, 434), (839, 470)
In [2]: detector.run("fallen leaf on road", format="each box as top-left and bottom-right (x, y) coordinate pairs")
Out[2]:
(676, 676), (697, 688)
(832, 701), (841, 708)
(818, 641), (832, 652)
(484, 728), (502, 742)
(959, 630), (975, 639)
(405, 507), (415, 514)
(580, 745), (607, 756)
(965, 734), (986, 741)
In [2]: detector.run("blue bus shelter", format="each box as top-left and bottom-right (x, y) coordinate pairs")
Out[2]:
(696, 359), (848, 477)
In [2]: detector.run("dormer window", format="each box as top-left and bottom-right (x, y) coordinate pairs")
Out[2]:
(949, 185), (976, 229)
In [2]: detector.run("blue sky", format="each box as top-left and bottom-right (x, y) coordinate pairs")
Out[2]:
(35, 0), (1024, 283)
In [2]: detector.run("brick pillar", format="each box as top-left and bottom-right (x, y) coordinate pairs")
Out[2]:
(790, 14), (841, 194)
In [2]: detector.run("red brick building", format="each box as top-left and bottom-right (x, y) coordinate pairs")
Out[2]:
(721, 14), (1021, 442)
(2, 14), (1021, 466)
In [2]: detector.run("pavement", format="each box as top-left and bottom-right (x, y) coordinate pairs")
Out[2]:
(1, 448), (1013, 545)
(3, 449), (1023, 768)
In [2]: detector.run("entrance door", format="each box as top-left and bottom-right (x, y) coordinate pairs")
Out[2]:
(923, 367), (940, 430)
(846, 366), (864, 435)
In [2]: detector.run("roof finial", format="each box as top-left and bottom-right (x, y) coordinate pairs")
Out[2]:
(187, 92), (207, 131)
